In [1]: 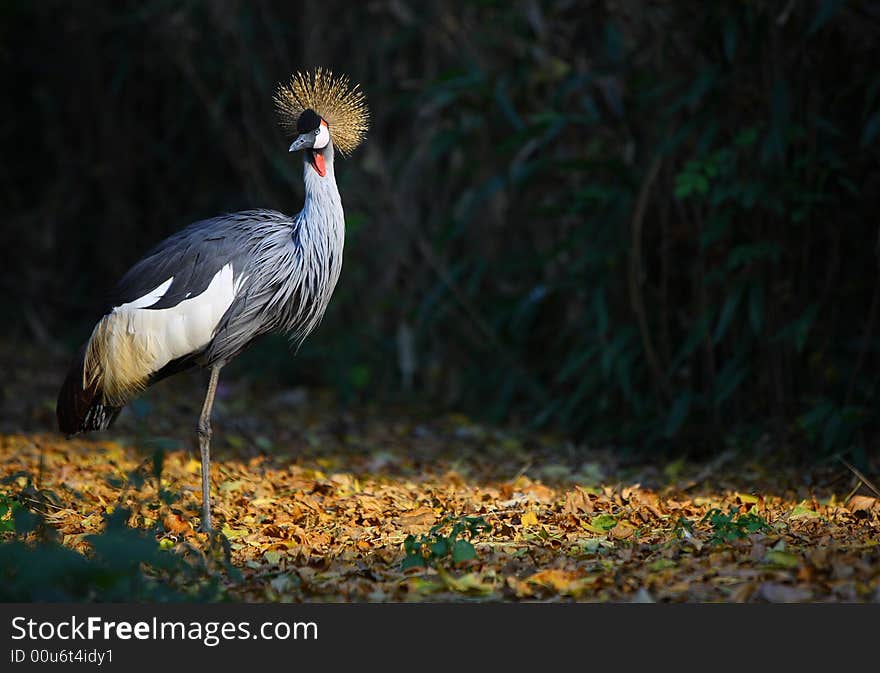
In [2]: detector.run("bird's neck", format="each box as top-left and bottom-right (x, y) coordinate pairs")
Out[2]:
(302, 143), (342, 223)
(299, 142), (345, 302)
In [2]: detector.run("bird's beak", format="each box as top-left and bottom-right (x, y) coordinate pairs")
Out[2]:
(288, 134), (315, 153)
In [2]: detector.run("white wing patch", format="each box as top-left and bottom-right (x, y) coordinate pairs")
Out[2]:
(128, 263), (239, 365)
(115, 277), (174, 311)
(86, 264), (243, 404)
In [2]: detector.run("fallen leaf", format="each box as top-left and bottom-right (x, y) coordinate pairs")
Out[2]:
(394, 506), (436, 533)
(562, 487), (594, 515)
(612, 522), (634, 540)
(520, 511), (539, 527)
(263, 550), (283, 565)
(506, 576), (534, 598)
(848, 495), (878, 514)
(763, 550), (800, 568)
(790, 503), (820, 519)
(648, 558), (676, 572)
(163, 512), (192, 536)
(526, 569), (599, 597)
(438, 569), (495, 595)
(221, 526), (248, 540)
(583, 513), (617, 534)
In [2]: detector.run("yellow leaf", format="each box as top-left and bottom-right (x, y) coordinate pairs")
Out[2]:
(520, 511), (539, 527)
(404, 577), (444, 595)
(790, 503), (820, 519)
(221, 526), (248, 540)
(437, 568), (495, 594)
(736, 492), (759, 504)
(219, 479), (244, 493)
(526, 569), (599, 597)
(763, 550), (800, 568)
(263, 550), (283, 565)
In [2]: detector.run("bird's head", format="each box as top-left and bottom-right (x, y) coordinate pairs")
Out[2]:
(288, 109), (332, 177)
(275, 69), (369, 179)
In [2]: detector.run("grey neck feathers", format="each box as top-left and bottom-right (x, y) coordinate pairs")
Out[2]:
(292, 140), (345, 342)
(302, 141), (342, 215)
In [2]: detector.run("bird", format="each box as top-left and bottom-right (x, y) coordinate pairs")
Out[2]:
(56, 68), (369, 532)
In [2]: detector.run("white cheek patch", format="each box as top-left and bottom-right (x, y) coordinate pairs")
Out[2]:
(313, 123), (330, 150)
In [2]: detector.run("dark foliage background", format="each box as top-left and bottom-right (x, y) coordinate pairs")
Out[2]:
(2, 0), (879, 458)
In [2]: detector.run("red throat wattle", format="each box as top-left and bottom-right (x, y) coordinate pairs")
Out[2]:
(311, 151), (326, 177)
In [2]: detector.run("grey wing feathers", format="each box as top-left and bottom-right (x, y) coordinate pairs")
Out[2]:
(108, 208), (319, 365)
(57, 208), (325, 436)
(108, 212), (266, 312)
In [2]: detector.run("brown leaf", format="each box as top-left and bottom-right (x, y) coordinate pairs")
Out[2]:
(506, 576), (534, 598)
(394, 506), (436, 533)
(163, 512), (192, 536)
(847, 495), (878, 514)
(523, 482), (556, 503)
(562, 487), (594, 515)
(728, 583), (756, 603)
(611, 522), (635, 540)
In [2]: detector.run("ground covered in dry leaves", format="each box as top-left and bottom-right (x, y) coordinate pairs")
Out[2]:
(1, 344), (878, 602)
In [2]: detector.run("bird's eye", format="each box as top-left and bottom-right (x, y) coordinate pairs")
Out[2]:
(315, 129), (320, 135)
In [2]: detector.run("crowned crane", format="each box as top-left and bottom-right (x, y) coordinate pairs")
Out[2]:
(56, 69), (369, 532)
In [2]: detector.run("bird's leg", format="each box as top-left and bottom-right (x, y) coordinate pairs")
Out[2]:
(197, 364), (223, 533)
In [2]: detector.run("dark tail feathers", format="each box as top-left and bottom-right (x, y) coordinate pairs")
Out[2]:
(57, 345), (121, 436)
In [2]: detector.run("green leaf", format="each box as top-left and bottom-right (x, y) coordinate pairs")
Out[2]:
(648, 558), (677, 572)
(790, 504), (821, 519)
(0, 496), (17, 533)
(401, 554), (427, 571)
(763, 550), (800, 568)
(430, 540), (449, 557)
(451, 540), (476, 563)
(263, 550), (283, 565)
(590, 514), (618, 532)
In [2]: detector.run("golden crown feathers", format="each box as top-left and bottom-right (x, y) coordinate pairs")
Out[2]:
(274, 68), (369, 156)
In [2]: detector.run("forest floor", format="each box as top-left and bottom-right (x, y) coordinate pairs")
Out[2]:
(1, 341), (878, 602)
